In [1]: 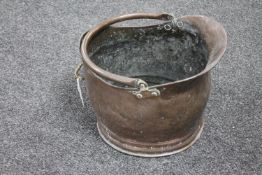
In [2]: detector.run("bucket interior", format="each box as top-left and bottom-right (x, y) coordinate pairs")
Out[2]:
(88, 21), (209, 86)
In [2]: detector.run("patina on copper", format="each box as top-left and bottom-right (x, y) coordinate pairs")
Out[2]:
(79, 13), (227, 157)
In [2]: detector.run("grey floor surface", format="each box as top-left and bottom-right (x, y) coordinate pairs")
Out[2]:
(1, 0), (261, 174)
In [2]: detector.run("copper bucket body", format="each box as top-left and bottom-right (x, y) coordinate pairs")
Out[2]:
(80, 13), (227, 157)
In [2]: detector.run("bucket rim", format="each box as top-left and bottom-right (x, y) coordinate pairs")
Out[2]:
(80, 13), (227, 90)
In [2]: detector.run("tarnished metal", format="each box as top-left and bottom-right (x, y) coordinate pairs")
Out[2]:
(79, 13), (227, 157)
(131, 80), (160, 99)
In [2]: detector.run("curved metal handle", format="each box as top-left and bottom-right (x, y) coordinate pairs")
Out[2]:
(80, 13), (174, 89)
(74, 62), (85, 106)
(74, 62), (84, 80)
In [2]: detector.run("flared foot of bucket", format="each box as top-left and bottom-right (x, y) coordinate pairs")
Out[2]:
(97, 119), (204, 157)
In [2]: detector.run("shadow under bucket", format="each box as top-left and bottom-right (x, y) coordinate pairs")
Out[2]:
(79, 13), (227, 157)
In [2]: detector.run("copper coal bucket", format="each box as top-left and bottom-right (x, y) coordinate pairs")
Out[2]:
(78, 13), (227, 157)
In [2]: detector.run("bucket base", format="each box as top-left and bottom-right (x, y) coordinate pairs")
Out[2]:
(97, 119), (204, 157)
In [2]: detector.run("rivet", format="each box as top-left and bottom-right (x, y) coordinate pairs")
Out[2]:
(177, 21), (183, 28)
(151, 92), (158, 96)
(164, 24), (172, 31)
(139, 83), (146, 89)
(136, 94), (143, 99)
